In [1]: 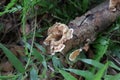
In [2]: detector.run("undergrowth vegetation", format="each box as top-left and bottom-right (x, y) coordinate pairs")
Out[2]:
(0, 0), (120, 80)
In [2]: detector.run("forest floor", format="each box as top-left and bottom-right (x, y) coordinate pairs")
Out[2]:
(0, 0), (120, 80)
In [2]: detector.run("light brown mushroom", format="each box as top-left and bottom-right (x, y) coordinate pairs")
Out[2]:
(109, 0), (120, 11)
(44, 22), (74, 55)
(69, 48), (82, 61)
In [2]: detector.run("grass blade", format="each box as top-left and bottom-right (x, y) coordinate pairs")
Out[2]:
(64, 68), (94, 80)
(105, 73), (120, 80)
(52, 56), (63, 69)
(0, 75), (18, 80)
(30, 67), (38, 80)
(0, 43), (25, 73)
(32, 48), (47, 69)
(93, 37), (109, 61)
(0, 0), (17, 16)
(82, 0), (89, 12)
(94, 62), (109, 80)
(59, 69), (77, 80)
(34, 43), (46, 53)
(80, 59), (104, 68)
(109, 61), (120, 71)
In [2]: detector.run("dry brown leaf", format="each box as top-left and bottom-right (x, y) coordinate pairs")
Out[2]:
(20, 23), (31, 35)
(0, 61), (13, 72)
(0, 0), (6, 6)
(10, 45), (25, 57)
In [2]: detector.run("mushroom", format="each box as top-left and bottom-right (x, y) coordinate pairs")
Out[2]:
(69, 48), (82, 61)
(44, 22), (74, 55)
(109, 0), (120, 11)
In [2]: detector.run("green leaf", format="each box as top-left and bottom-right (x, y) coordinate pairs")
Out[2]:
(0, 43), (25, 73)
(0, 23), (4, 31)
(32, 48), (47, 69)
(59, 69), (77, 80)
(32, 48), (44, 61)
(35, 33), (43, 38)
(109, 43), (120, 58)
(52, 56), (63, 69)
(94, 62), (109, 80)
(109, 61), (120, 71)
(34, 43), (46, 53)
(93, 37), (109, 61)
(64, 68), (94, 80)
(0, 0), (17, 16)
(5, 0), (17, 11)
(104, 74), (120, 80)
(80, 59), (104, 68)
(26, 43), (47, 70)
(30, 67), (38, 80)
(40, 68), (47, 79)
(32, 48), (47, 79)
(38, 0), (48, 7)
(0, 75), (19, 80)
(82, 0), (89, 12)
(9, 5), (22, 13)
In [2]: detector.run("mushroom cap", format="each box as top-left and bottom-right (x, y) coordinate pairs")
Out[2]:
(44, 22), (74, 55)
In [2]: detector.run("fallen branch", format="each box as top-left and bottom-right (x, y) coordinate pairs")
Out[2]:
(44, 1), (120, 57)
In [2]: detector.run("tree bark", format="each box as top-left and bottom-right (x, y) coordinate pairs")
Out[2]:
(60, 0), (120, 54)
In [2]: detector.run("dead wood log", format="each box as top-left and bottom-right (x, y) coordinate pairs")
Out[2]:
(45, 0), (120, 55)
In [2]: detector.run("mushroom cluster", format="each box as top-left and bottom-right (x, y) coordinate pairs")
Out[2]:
(109, 0), (120, 11)
(44, 22), (74, 55)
